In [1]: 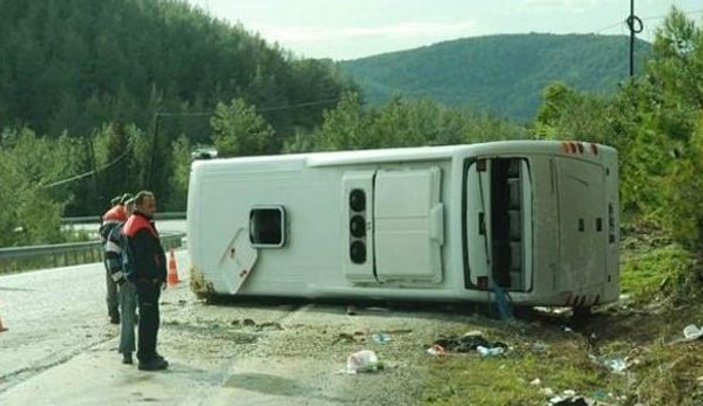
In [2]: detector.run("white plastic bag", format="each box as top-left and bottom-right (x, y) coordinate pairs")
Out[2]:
(346, 350), (382, 374)
(683, 324), (702, 341)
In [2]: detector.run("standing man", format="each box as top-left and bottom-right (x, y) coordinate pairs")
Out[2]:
(100, 193), (132, 324)
(123, 191), (168, 371)
(105, 198), (138, 365)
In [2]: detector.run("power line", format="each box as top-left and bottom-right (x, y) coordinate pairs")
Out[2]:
(40, 138), (135, 189)
(590, 8), (703, 35)
(259, 97), (340, 112)
(39, 95), (345, 189)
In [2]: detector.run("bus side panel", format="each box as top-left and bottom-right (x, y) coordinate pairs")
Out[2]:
(603, 148), (620, 303)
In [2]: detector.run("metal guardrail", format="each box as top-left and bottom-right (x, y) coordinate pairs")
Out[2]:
(0, 233), (185, 273)
(61, 212), (187, 225)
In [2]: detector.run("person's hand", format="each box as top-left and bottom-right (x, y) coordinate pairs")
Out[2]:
(112, 271), (126, 285)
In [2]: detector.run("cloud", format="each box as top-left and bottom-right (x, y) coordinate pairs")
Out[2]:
(247, 20), (478, 43)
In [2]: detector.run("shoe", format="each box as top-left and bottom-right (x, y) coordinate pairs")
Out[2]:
(154, 354), (169, 368)
(122, 353), (133, 365)
(138, 357), (168, 371)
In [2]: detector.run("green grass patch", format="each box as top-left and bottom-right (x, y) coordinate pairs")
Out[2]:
(620, 243), (696, 300)
(422, 339), (627, 405)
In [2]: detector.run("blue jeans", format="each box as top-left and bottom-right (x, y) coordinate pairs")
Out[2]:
(118, 280), (138, 354)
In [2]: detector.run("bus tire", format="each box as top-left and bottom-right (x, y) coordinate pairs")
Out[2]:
(573, 306), (592, 319)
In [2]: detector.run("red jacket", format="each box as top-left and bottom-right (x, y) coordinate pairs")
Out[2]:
(99, 204), (128, 241)
(102, 204), (127, 223)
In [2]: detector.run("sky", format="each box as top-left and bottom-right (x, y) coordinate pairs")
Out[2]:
(186, 0), (703, 60)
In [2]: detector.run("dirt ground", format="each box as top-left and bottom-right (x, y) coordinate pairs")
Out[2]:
(4, 251), (703, 405)
(154, 293), (481, 405)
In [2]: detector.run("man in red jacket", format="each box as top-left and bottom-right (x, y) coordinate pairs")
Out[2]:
(123, 191), (168, 371)
(100, 193), (132, 324)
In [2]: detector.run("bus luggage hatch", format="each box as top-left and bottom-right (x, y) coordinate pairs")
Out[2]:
(217, 226), (258, 294)
(374, 167), (443, 283)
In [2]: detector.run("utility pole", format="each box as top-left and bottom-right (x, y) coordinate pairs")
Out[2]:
(147, 113), (161, 190)
(626, 0), (643, 78)
(87, 136), (102, 212)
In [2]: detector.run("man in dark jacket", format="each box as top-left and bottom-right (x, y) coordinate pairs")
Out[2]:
(123, 191), (168, 371)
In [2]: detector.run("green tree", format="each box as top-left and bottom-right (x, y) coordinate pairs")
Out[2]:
(0, 128), (81, 246)
(166, 134), (192, 210)
(316, 92), (369, 151)
(210, 98), (274, 157)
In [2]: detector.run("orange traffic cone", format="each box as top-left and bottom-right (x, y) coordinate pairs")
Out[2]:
(167, 248), (180, 287)
(0, 299), (6, 332)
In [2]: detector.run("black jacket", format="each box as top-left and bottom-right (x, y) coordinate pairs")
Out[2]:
(123, 212), (166, 283)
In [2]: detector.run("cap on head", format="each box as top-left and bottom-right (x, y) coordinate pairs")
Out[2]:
(124, 198), (136, 214)
(120, 193), (134, 204)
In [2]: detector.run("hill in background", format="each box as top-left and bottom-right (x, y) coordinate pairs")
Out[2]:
(340, 33), (652, 121)
(0, 0), (351, 142)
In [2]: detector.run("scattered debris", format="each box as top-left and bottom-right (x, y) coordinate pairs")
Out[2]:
(372, 333), (391, 344)
(229, 319), (283, 331)
(530, 378), (542, 386)
(346, 305), (357, 316)
(549, 394), (588, 406)
(590, 354), (628, 374)
(332, 331), (366, 345)
(426, 344), (446, 356)
(432, 331), (508, 354)
(591, 390), (610, 401)
(534, 306), (574, 318)
(683, 324), (703, 341)
(477, 345), (505, 357)
(346, 350), (384, 374)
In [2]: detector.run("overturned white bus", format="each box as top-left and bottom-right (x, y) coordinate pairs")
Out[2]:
(187, 140), (619, 309)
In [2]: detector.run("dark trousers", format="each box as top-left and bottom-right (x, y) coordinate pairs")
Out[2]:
(135, 281), (161, 362)
(104, 265), (119, 317)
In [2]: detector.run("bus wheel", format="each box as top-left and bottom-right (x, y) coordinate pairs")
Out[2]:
(513, 306), (534, 319)
(573, 306), (592, 319)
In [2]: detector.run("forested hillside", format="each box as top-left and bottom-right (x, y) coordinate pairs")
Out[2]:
(340, 33), (652, 121)
(0, 0), (354, 224)
(0, 0), (351, 140)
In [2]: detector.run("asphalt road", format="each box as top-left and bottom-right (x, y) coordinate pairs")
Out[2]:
(0, 249), (475, 406)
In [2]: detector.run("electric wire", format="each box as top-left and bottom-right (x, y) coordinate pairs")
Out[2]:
(39, 138), (135, 189)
